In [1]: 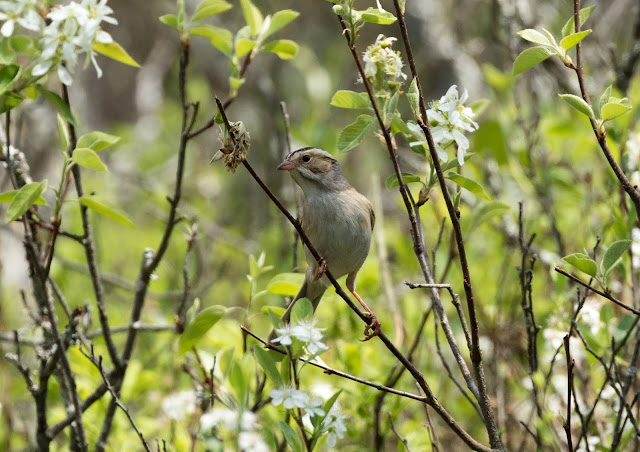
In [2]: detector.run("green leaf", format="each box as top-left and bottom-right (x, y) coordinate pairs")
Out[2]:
(5, 180), (47, 223)
(562, 6), (596, 37)
(78, 196), (135, 228)
(360, 7), (397, 24)
(229, 361), (248, 404)
(178, 305), (227, 354)
(385, 172), (422, 190)
(407, 77), (420, 118)
(37, 86), (76, 126)
(77, 131), (120, 152)
(517, 29), (551, 46)
(192, 0), (232, 22)
(159, 14), (178, 29)
(337, 114), (375, 153)
(513, 46), (553, 75)
(599, 85), (612, 111)
(559, 94), (594, 119)
(93, 41), (140, 68)
(266, 273), (304, 297)
(446, 172), (491, 200)
(0, 39), (15, 64)
(0, 189), (46, 205)
(291, 298), (313, 322)
(602, 240), (632, 276)
(312, 390), (342, 432)
(279, 422), (303, 452)
(559, 30), (591, 51)
(235, 38), (255, 58)
(467, 201), (509, 235)
(57, 114), (70, 150)
(330, 90), (370, 109)
(0, 91), (23, 113)
(262, 40), (298, 59)
(190, 24), (233, 56)
(240, 0), (263, 35)
(601, 100), (632, 122)
(441, 153), (474, 172)
(0, 64), (19, 96)
(562, 253), (598, 278)
(264, 10), (299, 38)
(72, 148), (108, 172)
(253, 346), (282, 386)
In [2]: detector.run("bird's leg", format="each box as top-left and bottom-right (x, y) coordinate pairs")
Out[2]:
(313, 258), (328, 281)
(350, 289), (381, 341)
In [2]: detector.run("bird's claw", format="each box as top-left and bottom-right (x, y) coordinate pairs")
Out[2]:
(361, 315), (381, 342)
(313, 258), (328, 281)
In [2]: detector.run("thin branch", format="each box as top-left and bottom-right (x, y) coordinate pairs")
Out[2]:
(554, 265), (640, 315)
(242, 326), (426, 403)
(62, 85), (119, 367)
(387, 412), (412, 452)
(571, 0), (640, 221)
(79, 345), (152, 452)
(390, 2), (501, 448)
(563, 335), (575, 451)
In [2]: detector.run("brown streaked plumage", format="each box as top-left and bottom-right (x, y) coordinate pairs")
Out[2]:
(272, 147), (380, 339)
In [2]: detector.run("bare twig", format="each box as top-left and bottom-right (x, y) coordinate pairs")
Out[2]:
(387, 412), (412, 451)
(563, 335), (575, 451)
(554, 265), (640, 315)
(79, 345), (152, 452)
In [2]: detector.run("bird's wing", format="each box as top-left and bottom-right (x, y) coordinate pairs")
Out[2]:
(369, 204), (376, 231)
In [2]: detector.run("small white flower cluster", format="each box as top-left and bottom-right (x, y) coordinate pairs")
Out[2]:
(272, 318), (328, 354)
(409, 85), (479, 165)
(161, 390), (196, 421)
(321, 406), (347, 447)
(362, 34), (406, 93)
(0, 0), (118, 85)
(200, 408), (268, 452)
(271, 386), (324, 414)
(0, 0), (44, 37)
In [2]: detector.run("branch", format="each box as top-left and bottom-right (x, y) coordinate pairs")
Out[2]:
(571, 0), (640, 221)
(79, 345), (152, 452)
(554, 265), (640, 315)
(563, 335), (575, 451)
(242, 326), (426, 402)
(62, 85), (120, 367)
(389, 2), (502, 448)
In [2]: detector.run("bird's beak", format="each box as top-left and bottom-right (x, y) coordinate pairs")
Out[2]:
(277, 160), (295, 171)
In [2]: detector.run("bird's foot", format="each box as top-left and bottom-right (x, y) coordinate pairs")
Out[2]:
(313, 258), (328, 281)
(361, 313), (381, 341)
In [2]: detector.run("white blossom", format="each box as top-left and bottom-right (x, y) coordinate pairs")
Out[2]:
(238, 431), (269, 452)
(162, 390), (196, 421)
(272, 323), (295, 346)
(0, 0), (44, 37)
(321, 407), (347, 447)
(291, 319), (327, 354)
(31, 0), (118, 85)
(627, 131), (640, 170)
(416, 85), (479, 165)
(304, 396), (325, 417)
(362, 34), (406, 92)
(270, 386), (309, 410)
(200, 408), (257, 432)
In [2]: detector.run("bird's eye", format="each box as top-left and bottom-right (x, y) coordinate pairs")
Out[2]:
(302, 155), (311, 162)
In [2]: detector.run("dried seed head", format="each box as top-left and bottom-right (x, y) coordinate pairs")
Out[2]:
(216, 121), (250, 173)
